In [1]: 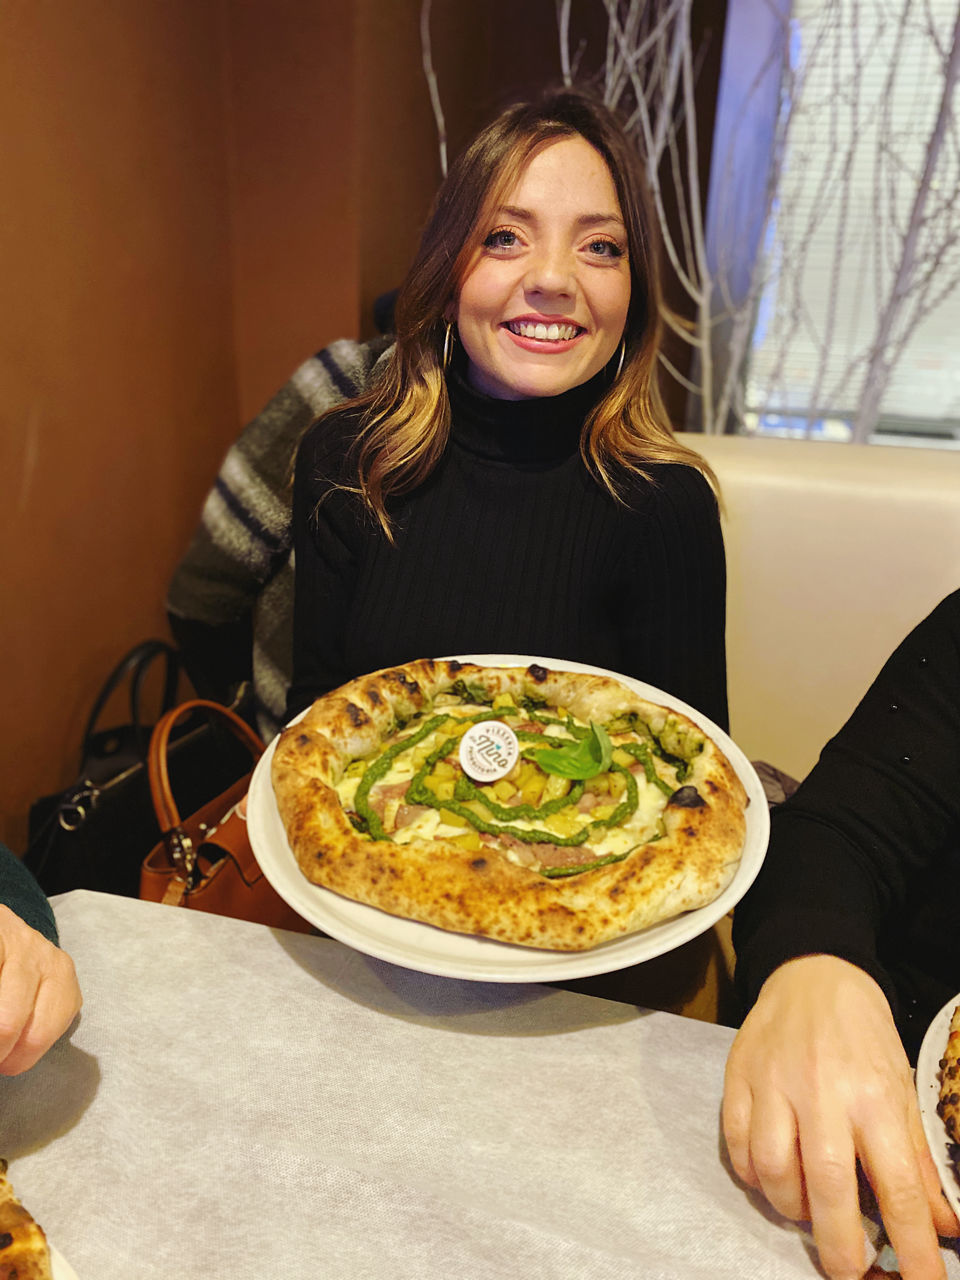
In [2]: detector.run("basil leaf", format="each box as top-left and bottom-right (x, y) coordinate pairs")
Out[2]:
(535, 722), (612, 780)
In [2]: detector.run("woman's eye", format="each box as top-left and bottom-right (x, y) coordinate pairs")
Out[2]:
(587, 238), (625, 259)
(483, 228), (519, 251)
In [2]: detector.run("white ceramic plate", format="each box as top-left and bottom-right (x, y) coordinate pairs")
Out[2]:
(51, 1244), (80, 1280)
(917, 994), (960, 1217)
(248, 655), (769, 982)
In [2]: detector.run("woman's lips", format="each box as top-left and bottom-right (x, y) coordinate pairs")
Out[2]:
(501, 319), (585, 352)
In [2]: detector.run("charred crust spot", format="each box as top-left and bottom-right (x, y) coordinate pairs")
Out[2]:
(470, 858), (488, 870)
(296, 733), (310, 747)
(684, 826), (697, 838)
(704, 779), (718, 794)
(670, 786), (706, 809)
(527, 663), (548, 683)
(368, 688), (382, 705)
(394, 671), (421, 693)
(345, 702), (369, 727)
(0, 1233), (12, 1250)
(447, 659), (463, 673)
(609, 886), (623, 899)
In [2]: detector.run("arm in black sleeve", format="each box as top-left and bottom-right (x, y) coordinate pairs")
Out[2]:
(285, 417), (364, 717)
(733, 588), (960, 1015)
(167, 612), (254, 705)
(0, 844), (58, 946)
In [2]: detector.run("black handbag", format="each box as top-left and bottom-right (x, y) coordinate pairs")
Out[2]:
(24, 640), (254, 898)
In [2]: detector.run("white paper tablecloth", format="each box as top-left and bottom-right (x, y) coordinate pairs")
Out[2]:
(1, 891), (958, 1279)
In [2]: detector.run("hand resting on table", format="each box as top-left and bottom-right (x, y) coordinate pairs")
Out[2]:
(723, 955), (959, 1280)
(0, 904), (81, 1075)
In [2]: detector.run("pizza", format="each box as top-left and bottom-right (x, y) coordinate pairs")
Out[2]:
(938, 1004), (960, 1151)
(0, 1159), (52, 1280)
(271, 659), (749, 951)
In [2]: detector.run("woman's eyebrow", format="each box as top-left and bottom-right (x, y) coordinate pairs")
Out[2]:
(496, 204), (626, 230)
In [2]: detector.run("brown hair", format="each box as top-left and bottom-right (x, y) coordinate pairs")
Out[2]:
(331, 89), (716, 538)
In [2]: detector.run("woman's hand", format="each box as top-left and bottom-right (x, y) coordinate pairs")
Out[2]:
(723, 955), (959, 1280)
(0, 905), (82, 1075)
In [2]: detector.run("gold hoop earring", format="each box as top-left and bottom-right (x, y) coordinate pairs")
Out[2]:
(442, 321), (454, 372)
(615, 338), (626, 380)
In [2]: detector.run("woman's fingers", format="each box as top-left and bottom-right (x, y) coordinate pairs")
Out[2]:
(0, 956), (40, 1067)
(748, 1091), (809, 1223)
(721, 1068), (758, 1186)
(0, 960), (81, 1076)
(906, 1098), (960, 1240)
(0, 906), (81, 1076)
(856, 1118), (947, 1280)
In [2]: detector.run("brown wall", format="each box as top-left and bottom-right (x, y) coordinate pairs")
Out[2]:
(0, 0), (365, 851)
(0, 2), (238, 851)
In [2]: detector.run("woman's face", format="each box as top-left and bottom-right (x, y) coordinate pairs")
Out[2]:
(453, 135), (631, 401)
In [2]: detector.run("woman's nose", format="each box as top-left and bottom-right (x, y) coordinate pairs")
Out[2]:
(523, 242), (575, 297)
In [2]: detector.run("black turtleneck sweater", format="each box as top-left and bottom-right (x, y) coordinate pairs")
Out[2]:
(287, 368), (728, 730)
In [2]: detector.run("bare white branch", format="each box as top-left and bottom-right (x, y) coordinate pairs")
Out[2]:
(419, 0), (447, 179)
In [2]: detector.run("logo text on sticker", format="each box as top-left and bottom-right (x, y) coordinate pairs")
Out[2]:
(458, 720), (520, 783)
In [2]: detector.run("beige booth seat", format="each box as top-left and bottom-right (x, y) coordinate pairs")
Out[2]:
(682, 433), (960, 782)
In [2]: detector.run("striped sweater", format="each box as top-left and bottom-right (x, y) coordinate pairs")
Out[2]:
(167, 337), (394, 738)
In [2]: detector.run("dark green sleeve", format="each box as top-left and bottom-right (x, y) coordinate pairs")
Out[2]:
(0, 843), (59, 946)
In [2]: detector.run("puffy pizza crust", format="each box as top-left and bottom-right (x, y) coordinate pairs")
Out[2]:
(939, 1005), (960, 1149)
(0, 1160), (52, 1280)
(271, 659), (748, 951)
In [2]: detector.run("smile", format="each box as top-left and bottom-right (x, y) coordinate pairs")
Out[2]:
(505, 320), (583, 342)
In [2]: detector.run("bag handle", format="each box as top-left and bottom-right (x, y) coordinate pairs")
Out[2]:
(148, 699), (265, 834)
(81, 640), (180, 765)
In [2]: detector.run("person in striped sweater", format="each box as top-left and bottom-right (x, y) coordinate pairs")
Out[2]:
(167, 336), (394, 740)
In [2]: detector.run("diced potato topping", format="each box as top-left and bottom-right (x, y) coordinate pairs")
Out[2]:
(542, 773), (571, 803)
(445, 717), (474, 738)
(433, 760), (456, 780)
(492, 693), (516, 711)
(427, 777), (456, 802)
(345, 759), (366, 778)
(611, 748), (633, 768)
(491, 778), (516, 802)
(437, 807), (469, 829)
(520, 776), (545, 807)
(609, 773), (627, 799)
(592, 804), (616, 821)
(451, 830), (483, 852)
(543, 808), (584, 837)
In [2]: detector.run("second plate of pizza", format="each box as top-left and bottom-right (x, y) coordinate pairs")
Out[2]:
(248, 655), (769, 982)
(916, 995), (960, 1219)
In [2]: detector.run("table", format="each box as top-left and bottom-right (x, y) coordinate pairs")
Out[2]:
(2, 891), (959, 1279)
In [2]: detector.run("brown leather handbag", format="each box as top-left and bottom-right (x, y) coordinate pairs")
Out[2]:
(140, 699), (313, 933)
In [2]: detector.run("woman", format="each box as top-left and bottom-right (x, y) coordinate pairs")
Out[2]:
(286, 90), (727, 733)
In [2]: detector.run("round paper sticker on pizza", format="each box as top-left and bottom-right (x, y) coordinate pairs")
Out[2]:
(271, 659), (749, 951)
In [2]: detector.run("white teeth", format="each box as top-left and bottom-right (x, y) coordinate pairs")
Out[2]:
(508, 320), (580, 341)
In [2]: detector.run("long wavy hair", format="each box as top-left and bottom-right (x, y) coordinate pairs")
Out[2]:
(331, 89), (716, 538)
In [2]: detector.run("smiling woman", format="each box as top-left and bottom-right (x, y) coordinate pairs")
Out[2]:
(286, 91), (729, 774)
(454, 136), (631, 401)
